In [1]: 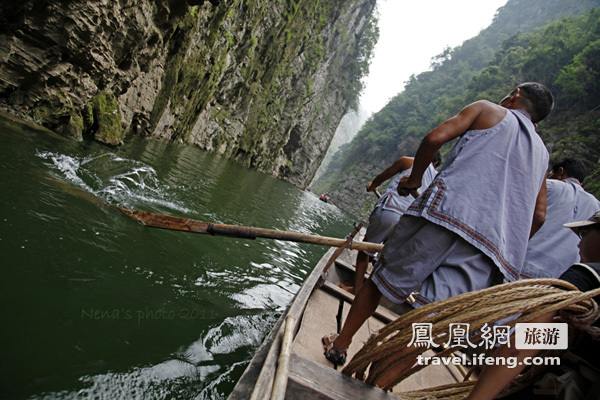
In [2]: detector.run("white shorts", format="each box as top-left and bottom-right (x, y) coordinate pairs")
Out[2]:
(362, 207), (402, 256)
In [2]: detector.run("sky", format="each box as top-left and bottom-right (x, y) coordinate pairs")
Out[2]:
(360, 0), (508, 115)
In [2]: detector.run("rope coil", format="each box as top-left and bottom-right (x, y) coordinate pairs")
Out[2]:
(341, 279), (600, 397)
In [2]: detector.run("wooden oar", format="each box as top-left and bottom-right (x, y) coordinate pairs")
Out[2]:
(322, 222), (363, 274)
(117, 208), (384, 253)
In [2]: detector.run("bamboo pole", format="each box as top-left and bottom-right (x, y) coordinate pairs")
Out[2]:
(117, 208), (384, 253)
(269, 315), (297, 400)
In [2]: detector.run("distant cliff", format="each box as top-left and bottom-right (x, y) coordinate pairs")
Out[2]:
(0, 0), (377, 188)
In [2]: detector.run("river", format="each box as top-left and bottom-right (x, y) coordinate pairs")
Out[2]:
(0, 115), (359, 399)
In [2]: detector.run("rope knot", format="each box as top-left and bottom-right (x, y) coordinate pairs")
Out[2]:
(344, 234), (354, 250)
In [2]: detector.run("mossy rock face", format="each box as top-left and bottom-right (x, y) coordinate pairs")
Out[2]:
(59, 110), (84, 140)
(90, 93), (123, 146)
(32, 90), (84, 141)
(82, 103), (94, 130)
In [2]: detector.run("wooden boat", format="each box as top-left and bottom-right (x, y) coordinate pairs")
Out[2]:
(114, 207), (600, 399)
(227, 227), (465, 400)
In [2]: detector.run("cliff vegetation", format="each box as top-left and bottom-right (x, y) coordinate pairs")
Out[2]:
(312, 0), (600, 219)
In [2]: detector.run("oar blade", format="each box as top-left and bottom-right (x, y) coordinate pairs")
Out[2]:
(117, 208), (210, 234)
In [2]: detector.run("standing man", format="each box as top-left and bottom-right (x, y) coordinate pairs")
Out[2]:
(340, 153), (441, 294)
(323, 82), (553, 365)
(521, 157), (600, 279)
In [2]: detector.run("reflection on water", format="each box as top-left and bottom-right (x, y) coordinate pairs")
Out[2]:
(0, 117), (358, 399)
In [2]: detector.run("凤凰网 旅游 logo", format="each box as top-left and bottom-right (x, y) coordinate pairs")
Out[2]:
(515, 323), (568, 349)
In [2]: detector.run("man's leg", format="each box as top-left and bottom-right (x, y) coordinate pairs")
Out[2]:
(353, 250), (370, 293)
(333, 278), (382, 350)
(340, 208), (398, 294)
(331, 217), (452, 352)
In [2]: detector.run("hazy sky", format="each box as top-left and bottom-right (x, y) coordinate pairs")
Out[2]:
(360, 0), (508, 114)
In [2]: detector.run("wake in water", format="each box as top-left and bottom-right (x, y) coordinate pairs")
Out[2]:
(27, 313), (277, 400)
(36, 151), (194, 214)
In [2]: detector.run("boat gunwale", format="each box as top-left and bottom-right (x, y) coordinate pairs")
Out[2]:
(227, 246), (338, 399)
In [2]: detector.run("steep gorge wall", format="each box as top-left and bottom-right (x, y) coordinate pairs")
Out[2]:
(0, 0), (377, 188)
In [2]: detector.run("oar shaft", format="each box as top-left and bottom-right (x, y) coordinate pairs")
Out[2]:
(118, 208), (384, 253)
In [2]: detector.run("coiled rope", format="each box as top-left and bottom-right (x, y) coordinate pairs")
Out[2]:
(341, 278), (600, 398)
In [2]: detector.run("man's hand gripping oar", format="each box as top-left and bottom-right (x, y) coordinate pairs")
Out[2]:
(397, 175), (421, 198)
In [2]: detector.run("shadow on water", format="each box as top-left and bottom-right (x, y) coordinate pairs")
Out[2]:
(0, 114), (359, 399)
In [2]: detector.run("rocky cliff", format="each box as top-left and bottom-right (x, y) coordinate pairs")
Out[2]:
(0, 0), (377, 188)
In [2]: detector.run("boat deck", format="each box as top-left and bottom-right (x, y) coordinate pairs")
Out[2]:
(229, 237), (468, 400)
(295, 253), (464, 393)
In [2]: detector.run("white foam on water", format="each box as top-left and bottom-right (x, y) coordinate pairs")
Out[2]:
(29, 361), (220, 399)
(36, 150), (194, 214)
(36, 151), (93, 192)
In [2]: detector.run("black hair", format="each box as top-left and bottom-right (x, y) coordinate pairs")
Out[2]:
(517, 82), (554, 123)
(551, 157), (588, 182)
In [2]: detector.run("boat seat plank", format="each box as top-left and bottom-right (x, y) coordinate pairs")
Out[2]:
(286, 353), (401, 400)
(320, 280), (401, 323)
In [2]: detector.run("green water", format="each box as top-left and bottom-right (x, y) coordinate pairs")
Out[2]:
(0, 117), (358, 399)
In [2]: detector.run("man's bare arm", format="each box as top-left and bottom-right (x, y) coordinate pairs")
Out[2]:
(368, 157), (414, 191)
(400, 100), (505, 192)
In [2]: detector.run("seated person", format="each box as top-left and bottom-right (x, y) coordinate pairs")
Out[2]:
(465, 210), (600, 400)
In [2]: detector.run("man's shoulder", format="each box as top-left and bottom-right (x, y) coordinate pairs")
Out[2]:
(565, 263), (600, 286)
(545, 179), (571, 202)
(569, 181), (600, 204)
(466, 100), (507, 130)
(546, 179), (599, 206)
(471, 99), (498, 107)
(468, 99), (504, 113)
(547, 178), (574, 191)
(579, 188), (600, 209)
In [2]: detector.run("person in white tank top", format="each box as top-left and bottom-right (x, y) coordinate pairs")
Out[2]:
(339, 153), (440, 294)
